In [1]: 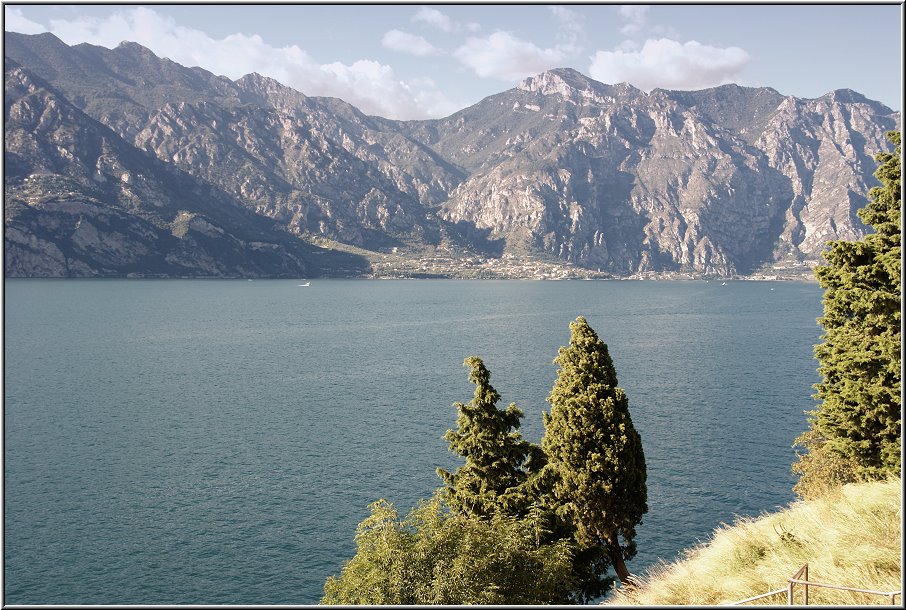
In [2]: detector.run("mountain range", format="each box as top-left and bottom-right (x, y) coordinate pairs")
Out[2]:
(4, 32), (901, 278)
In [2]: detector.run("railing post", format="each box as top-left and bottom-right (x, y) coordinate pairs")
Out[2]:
(788, 563), (808, 605)
(803, 564), (808, 606)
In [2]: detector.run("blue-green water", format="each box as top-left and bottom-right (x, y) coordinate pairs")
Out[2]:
(4, 279), (822, 604)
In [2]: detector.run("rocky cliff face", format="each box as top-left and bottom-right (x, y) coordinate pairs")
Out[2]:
(5, 34), (900, 278)
(4, 60), (367, 277)
(402, 69), (898, 274)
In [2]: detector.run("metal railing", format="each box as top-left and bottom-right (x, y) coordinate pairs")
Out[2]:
(728, 563), (901, 605)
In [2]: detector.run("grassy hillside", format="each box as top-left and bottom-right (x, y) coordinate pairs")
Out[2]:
(607, 478), (901, 605)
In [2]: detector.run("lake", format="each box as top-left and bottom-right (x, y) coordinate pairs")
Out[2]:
(3, 278), (822, 604)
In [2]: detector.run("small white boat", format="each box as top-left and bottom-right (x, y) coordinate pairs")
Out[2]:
(299, 282), (311, 287)
(721, 282), (727, 285)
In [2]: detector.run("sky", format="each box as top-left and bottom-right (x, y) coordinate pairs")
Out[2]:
(4, 3), (903, 120)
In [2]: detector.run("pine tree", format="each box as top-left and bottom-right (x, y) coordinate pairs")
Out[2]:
(794, 131), (901, 492)
(437, 357), (541, 518)
(540, 316), (648, 586)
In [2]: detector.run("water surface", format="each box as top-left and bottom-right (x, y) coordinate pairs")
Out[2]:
(4, 279), (822, 604)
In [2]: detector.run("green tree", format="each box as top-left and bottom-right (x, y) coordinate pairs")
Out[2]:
(321, 494), (576, 605)
(436, 356), (607, 603)
(437, 357), (541, 518)
(540, 316), (648, 586)
(793, 131), (901, 494)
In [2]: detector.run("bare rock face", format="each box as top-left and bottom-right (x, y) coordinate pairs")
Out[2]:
(5, 35), (901, 278)
(4, 62), (367, 278)
(418, 69), (899, 275)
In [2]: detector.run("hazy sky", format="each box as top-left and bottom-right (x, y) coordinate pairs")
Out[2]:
(5, 3), (903, 120)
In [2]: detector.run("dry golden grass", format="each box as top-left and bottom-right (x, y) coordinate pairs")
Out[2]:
(606, 478), (902, 605)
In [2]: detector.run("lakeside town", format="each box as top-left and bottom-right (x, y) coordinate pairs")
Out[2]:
(364, 246), (819, 281)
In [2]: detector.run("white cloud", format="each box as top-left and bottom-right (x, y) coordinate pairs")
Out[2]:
(412, 7), (454, 32)
(454, 31), (573, 81)
(588, 38), (750, 91)
(453, 9), (585, 82)
(550, 6), (584, 53)
(618, 5), (649, 37)
(319, 60), (461, 119)
(596, 5), (746, 91)
(381, 29), (439, 57)
(411, 7), (479, 33)
(4, 7), (48, 34)
(408, 78), (463, 118)
(8, 6), (457, 120)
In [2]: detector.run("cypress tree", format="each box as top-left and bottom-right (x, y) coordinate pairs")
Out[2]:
(437, 357), (541, 518)
(795, 131), (901, 491)
(540, 316), (647, 586)
(438, 356), (608, 603)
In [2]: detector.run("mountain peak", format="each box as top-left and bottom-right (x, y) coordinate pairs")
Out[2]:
(824, 88), (870, 105)
(236, 72), (283, 89)
(234, 72), (308, 110)
(114, 40), (157, 56)
(518, 68), (594, 94)
(517, 68), (642, 102)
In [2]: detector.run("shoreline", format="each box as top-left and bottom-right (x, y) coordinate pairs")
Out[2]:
(4, 273), (819, 282)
